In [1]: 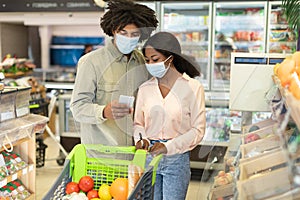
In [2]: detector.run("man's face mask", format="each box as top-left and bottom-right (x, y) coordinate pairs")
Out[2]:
(145, 56), (172, 78)
(115, 34), (140, 54)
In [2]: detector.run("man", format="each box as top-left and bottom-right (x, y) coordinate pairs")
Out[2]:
(70, 0), (158, 145)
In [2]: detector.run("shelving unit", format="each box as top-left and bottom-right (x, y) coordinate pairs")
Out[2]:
(0, 114), (48, 198)
(208, 75), (300, 200)
(267, 1), (298, 54)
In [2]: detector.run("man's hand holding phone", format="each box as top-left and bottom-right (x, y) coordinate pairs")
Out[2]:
(103, 95), (135, 120)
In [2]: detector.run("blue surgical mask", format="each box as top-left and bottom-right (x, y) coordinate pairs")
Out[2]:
(146, 56), (171, 78)
(115, 34), (139, 54)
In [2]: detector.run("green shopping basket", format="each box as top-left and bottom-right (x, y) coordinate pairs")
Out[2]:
(43, 144), (162, 200)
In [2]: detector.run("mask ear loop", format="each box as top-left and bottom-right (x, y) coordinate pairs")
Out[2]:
(164, 55), (173, 69)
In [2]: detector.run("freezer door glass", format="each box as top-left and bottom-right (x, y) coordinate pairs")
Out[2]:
(212, 2), (267, 91)
(267, 1), (297, 54)
(161, 3), (212, 90)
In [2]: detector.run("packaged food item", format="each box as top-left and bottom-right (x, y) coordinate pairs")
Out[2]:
(270, 11), (279, 24)
(13, 180), (31, 199)
(270, 30), (288, 42)
(192, 32), (200, 42)
(128, 164), (144, 196)
(0, 72), (4, 91)
(0, 150), (28, 175)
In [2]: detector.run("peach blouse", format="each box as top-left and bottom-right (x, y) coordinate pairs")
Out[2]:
(133, 73), (206, 155)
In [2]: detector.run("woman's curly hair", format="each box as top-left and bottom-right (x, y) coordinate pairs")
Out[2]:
(100, 0), (158, 41)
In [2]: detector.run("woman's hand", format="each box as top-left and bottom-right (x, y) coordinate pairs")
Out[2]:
(149, 143), (167, 156)
(135, 139), (150, 150)
(103, 100), (133, 119)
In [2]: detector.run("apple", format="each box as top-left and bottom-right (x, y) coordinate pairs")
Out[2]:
(244, 133), (260, 144)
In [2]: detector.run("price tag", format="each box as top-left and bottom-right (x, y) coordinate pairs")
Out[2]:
(16, 107), (29, 117)
(0, 154), (5, 167)
(0, 179), (7, 188)
(1, 112), (14, 121)
(12, 173), (18, 181)
(22, 168), (27, 175)
(29, 165), (34, 172)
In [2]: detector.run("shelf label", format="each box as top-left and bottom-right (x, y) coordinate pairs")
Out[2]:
(0, 178), (7, 188)
(0, 155), (5, 167)
(12, 173), (18, 181)
(1, 112), (15, 121)
(29, 165), (34, 172)
(22, 168), (27, 175)
(16, 107), (30, 117)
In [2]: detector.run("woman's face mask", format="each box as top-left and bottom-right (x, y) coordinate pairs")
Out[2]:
(115, 34), (140, 54)
(146, 56), (171, 78)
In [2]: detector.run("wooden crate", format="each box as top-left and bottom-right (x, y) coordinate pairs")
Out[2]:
(239, 149), (289, 181)
(210, 183), (235, 200)
(240, 128), (294, 160)
(241, 124), (276, 145)
(242, 118), (277, 134)
(237, 166), (294, 200)
(264, 188), (300, 200)
(285, 92), (300, 130)
(240, 135), (281, 159)
(239, 148), (281, 165)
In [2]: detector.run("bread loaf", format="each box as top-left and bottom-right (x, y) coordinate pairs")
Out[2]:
(128, 164), (144, 197)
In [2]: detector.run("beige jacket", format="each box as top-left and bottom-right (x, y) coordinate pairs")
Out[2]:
(70, 39), (148, 145)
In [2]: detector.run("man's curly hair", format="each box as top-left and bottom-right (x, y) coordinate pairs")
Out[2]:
(100, 0), (158, 41)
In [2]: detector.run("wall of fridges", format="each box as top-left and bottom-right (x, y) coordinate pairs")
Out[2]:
(152, 1), (297, 93)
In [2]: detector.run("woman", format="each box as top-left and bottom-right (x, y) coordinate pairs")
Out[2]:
(134, 32), (206, 200)
(70, 0), (158, 145)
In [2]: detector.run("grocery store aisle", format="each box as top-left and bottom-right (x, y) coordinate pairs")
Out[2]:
(36, 137), (211, 200)
(36, 136), (64, 199)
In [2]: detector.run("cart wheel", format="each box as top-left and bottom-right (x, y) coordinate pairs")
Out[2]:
(56, 159), (65, 166)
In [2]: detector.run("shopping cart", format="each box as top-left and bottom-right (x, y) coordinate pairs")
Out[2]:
(43, 144), (162, 200)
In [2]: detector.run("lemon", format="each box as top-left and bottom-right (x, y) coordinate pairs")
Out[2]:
(98, 184), (112, 200)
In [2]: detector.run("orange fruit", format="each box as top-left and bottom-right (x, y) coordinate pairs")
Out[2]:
(289, 75), (300, 100)
(110, 178), (128, 200)
(292, 51), (300, 68)
(277, 58), (295, 87)
(98, 184), (112, 200)
(273, 63), (280, 76)
(296, 66), (300, 76)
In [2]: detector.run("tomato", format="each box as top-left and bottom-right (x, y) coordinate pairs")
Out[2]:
(87, 189), (99, 199)
(78, 176), (94, 192)
(65, 182), (80, 194)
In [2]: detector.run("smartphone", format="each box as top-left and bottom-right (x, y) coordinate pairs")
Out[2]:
(119, 95), (135, 108)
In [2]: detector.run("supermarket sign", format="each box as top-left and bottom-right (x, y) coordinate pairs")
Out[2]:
(0, 0), (103, 12)
(0, 0), (272, 12)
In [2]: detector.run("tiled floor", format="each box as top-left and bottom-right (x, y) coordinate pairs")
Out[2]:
(36, 136), (212, 200)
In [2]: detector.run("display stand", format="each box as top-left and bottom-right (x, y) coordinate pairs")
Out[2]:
(0, 114), (48, 198)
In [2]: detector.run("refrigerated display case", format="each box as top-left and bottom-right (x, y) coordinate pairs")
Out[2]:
(57, 93), (80, 165)
(160, 2), (212, 90)
(212, 2), (267, 91)
(267, 1), (297, 54)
